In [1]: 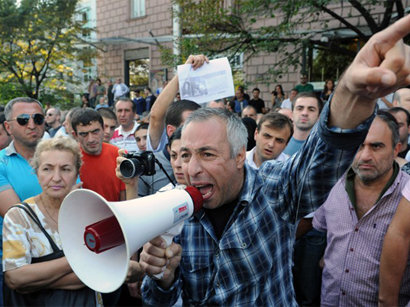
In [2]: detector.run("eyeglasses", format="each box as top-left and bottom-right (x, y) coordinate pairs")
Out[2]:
(10, 113), (45, 126)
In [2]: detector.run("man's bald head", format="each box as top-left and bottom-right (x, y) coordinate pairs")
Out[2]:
(393, 88), (410, 112)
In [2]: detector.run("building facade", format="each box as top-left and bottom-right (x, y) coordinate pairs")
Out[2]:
(95, 0), (410, 103)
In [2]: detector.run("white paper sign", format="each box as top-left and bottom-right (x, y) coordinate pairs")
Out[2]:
(177, 57), (235, 104)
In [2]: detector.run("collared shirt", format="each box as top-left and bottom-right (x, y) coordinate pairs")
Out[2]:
(0, 141), (42, 200)
(245, 146), (289, 169)
(110, 121), (139, 152)
(313, 166), (410, 306)
(141, 102), (375, 306)
(0, 142), (42, 260)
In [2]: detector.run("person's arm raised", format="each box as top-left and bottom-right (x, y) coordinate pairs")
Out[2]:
(330, 15), (410, 129)
(378, 194), (410, 306)
(149, 55), (209, 150)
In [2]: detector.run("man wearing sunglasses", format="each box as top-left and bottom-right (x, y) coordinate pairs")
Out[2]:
(0, 97), (46, 306)
(0, 97), (46, 215)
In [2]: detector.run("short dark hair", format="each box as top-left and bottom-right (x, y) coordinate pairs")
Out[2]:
(387, 107), (410, 126)
(71, 108), (104, 133)
(165, 100), (201, 127)
(252, 88), (260, 92)
(115, 97), (136, 113)
(0, 112), (9, 135)
(168, 126), (183, 148)
(136, 123), (149, 132)
(257, 112), (293, 143)
(97, 107), (117, 122)
(292, 92), (323, 113)
(376, 110), (400, 148)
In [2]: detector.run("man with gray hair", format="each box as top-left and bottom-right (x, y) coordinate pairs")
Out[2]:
(139, 16), (410, 305)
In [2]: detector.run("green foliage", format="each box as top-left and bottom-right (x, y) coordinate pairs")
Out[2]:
(0, 0), (96, 103)
(0, 81), (25, 106)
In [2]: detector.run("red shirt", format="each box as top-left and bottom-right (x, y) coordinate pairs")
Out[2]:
(80, 142), (125, 201)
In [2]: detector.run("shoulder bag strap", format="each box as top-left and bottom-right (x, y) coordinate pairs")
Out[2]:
(12, 203), (61, 253)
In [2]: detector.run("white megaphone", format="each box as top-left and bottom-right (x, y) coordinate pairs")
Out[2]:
(58, 186), (203, 293)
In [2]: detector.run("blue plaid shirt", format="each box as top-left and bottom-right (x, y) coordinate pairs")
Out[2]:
(142, 103), (375, 306)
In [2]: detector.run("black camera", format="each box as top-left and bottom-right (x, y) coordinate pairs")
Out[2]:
(119, 151), (156, 178)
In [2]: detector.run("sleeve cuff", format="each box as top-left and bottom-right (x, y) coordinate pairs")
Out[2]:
(318, 100), (377, 150)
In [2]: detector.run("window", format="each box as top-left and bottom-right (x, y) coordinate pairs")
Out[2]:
(130, 0), (145, 19)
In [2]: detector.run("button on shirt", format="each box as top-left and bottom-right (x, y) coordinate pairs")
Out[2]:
(313, 167), (410, 307)
(141, 103), (375, 306)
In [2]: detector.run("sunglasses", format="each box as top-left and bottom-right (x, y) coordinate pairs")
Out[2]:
(10, 113), (45, 126)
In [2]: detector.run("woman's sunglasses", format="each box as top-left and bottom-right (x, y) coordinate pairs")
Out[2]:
(10, 113), (45, 126)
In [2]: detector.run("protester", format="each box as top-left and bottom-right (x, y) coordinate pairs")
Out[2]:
(144, 87), (157, 112)
(271, 85), (285, 110)
(320, 79), (335, 103)
(281, 88), (298, 110)
(284, 92), (322, 156)
(45, 107), (63, 137)
(112, 78), (129, 101)
(387, 107), (410, 159)
(71, 108), (126, 201)
(97, 107), (118, 143)
(249, 87), (266, 113)
(313, 111), (409, 306)
(134, 123), (148, 152)
(246, 112), (292, 169)
(139, 16), (410, 305)
(0, 112), (11, 150)
(379, 179), (410, 306)
(111, 98), (139, 152)
(233, 86), (248, 114)
(241, 105), (258, 122)
(295, 73), (314, 93)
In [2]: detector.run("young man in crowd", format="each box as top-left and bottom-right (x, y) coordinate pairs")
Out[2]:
(284, 92), (322, 156)
(71, 108), (125, 201)
(246, 112), (292, 169)
(97, 107), (118, 143)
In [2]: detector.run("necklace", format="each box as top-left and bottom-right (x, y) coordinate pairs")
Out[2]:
(38, 195), (58, 225)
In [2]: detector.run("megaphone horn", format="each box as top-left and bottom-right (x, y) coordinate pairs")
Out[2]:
(58, 186), (203, 293)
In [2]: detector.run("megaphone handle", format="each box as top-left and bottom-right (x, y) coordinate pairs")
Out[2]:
(152, 222), (184, 280)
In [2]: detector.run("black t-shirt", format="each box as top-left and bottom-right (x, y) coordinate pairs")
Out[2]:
(249, 98), (265, 113)
(204, 198), (238, 240)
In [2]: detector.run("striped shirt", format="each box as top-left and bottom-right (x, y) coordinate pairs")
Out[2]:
(141, 102), (375, 306)
(313, 169), (410, 306)
(110, 121), (139, 152)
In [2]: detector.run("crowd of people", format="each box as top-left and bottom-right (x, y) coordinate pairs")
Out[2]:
(0, 14), (409, 307)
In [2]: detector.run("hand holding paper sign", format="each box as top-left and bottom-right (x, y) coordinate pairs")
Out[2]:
(178, 57), (235, 104)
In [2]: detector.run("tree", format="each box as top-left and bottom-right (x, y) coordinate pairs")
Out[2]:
(0, 0), (95, 102)
(172, 0), (407, 82)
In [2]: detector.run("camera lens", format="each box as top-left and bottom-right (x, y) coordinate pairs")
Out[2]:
(119, 158), (145, 178)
